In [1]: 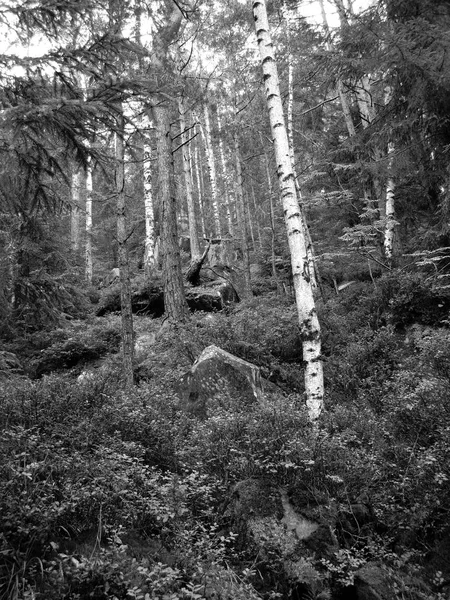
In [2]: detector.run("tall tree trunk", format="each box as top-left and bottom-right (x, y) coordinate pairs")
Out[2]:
(154, 102), (188, 321)
(115, 108), (135, 386)
(318, 0), (356, 138)
(178, 96), (200, 261)
(384, 142), (396, 262)
(143, 120), (157, 275)
(251, 184), (263, 249)
(234, 133), (252, 298)
(217, 112), (234, 237)
(264, 154), (279, 288)
(193, 133), (207, 239)
(85, 156), (93, 283)
(201, 104), (222, 237)
(284, 31), (321, 295)
(71, 168), (81, 252)
(253, 0), (324, 422)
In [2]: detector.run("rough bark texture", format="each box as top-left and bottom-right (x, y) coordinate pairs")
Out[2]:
(115, 110), (135, 387)
(85, 158), (93, 283)
(178, 97), (200, 261)
(154, 103), (189, 321)
(252, 0), (324, 421)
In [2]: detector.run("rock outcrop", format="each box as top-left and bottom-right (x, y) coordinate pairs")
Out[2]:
(226, 479), (337, 599)
(179, 345), (267, 418)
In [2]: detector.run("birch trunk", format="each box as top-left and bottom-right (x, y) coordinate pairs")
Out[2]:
(284, 34), (321, 295)
(201, 104), (222, 238)
(71, 169), (81, 252)
(85, 157), (93, 283)
(178, 96), (200, 261)
(384, 142), (396, 262)
(154, 102), (188, 321)
(234, 133), (252, 298)
(115, 108), (135, 386)
(253, 0), (324, 422)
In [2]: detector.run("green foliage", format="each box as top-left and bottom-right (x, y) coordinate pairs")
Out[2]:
(8, 318), (122, 377)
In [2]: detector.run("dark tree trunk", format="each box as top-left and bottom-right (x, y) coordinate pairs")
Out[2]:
(116, 108), (135, 386)
(154, 102), (189, 321)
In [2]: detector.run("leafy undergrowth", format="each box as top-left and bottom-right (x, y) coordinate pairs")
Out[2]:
(1, 272), (450, 599)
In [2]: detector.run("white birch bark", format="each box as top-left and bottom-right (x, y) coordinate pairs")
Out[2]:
(201, 104), (222, 238)
(85, 156), (93, 283)
(284, 32), (320, 294)
(253, 0), (324, 421)
(384, 142), (396, 261)
(178, 96), (200, 261)
(71, 169), (81, 252)
(193, 139), (207, 239)
(143, 121), (157, 273)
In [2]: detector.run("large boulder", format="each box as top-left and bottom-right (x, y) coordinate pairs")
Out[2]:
(354, 563), (396, 600)
(179, 345), (266, 418)
(226, 479), (337, 599)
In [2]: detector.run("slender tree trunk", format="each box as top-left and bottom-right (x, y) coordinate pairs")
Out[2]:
(384, 142), (396, 262)
(234, 133), (252, 298)
(201, 104), (222, 237)
(319, 0), (356, 138)
(217, 112), (234, 237)
(193, 134), (207, 239)
(253, 0), (324, 422)
(71, 169), (81, 252)
(178, 96), (200, 261)
(85, 157), (93, 283)
(143, 121), (157, 275)
(264, 154), (279, 288)
(251, 184), (263, 249)
(284, 31), (321, 295)
(115, 108), (135, 386)
(154, 102), (188, 321)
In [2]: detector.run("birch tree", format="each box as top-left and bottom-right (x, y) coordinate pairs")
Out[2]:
(252, 0), (324, 421)
(143, 122), (157, 275)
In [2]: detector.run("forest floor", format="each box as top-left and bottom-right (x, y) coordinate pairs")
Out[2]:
(1, 273), (450, 599)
